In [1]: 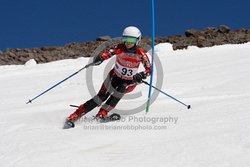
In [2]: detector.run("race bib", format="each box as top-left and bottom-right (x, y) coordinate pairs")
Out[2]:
(115, 62), (138, 77)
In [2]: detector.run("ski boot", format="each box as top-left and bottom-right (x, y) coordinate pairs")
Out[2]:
(63, 104), (85, 129)
(95, 108), (121, 123)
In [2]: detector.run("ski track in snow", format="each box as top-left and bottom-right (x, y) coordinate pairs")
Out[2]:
(1, 43), (250, 167)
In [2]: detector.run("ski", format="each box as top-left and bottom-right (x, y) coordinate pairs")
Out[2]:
(63, 118), (75, 129)
(95, 113), (121, 123)
(62, 113), (121, 129)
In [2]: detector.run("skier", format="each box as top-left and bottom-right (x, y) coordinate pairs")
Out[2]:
(64, 26), (152, 128)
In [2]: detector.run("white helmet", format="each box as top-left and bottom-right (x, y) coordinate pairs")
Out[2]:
(122, 26), (142, 45)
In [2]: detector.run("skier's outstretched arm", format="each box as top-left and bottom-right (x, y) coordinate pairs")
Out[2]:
(93, 46), (117, 65)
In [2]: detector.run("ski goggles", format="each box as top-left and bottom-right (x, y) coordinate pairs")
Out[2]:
(122, 36), (137, 44)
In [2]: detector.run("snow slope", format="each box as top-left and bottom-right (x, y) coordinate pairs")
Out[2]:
(1, 43), (250, 167)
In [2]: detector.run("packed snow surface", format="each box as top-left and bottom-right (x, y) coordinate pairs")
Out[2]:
(1, 43), (250, 167)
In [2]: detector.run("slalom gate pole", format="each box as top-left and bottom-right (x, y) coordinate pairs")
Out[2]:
(142, 81), (191, 109)
(26, 62), (95, 104)
(146, 0), (155, 113)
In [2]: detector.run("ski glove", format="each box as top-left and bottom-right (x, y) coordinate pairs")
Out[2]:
(133, 72), (147, 84)
(93, 55), (104, 66)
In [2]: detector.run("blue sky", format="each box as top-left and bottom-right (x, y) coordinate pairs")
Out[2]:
(0, 0), (249, 51)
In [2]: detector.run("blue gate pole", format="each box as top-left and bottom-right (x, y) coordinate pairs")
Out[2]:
(146, 0), (155, 113)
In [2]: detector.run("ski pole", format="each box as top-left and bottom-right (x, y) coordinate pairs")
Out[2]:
(142, 80), (191, 109)
(26, 62), (95, 104)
